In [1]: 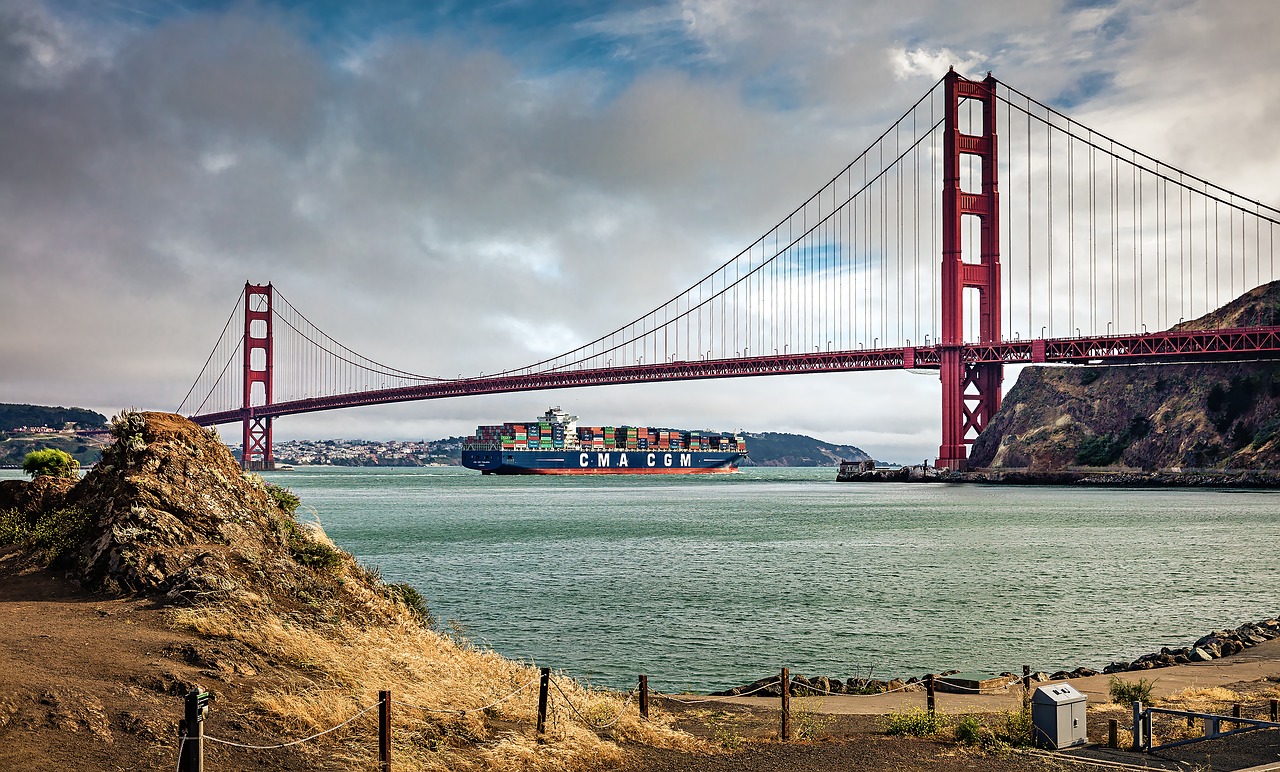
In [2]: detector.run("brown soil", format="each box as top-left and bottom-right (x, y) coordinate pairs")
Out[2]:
(0, 548), (347, 770)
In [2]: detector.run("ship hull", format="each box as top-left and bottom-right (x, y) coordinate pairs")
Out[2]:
(462, 449), (744, 475)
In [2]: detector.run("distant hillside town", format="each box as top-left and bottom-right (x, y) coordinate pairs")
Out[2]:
(0, 403), (872, 468)
(258, 432), (870, 468)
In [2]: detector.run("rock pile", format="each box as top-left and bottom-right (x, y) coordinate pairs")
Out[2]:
(716, 619), (1280, 696)
(1096, 619), (1280, 675)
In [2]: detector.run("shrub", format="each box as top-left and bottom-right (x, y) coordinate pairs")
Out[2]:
(1076, 433), (1126, 466)
(22, 448), (79, 480)
(999, 705), (1033, 747)
(1109, 676), (1156, 705)
(0, 506), (92, 565)
(884, 708), (943, 736)
(265, 483), (301, 515)
(954, 714), (985, 745)
(387, 582), (435, 628)
(109, 411), (147, 454)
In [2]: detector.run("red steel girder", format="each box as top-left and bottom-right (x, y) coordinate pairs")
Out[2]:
(188, 325), (1280, 430)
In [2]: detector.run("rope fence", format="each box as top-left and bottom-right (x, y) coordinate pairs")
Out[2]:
(204, 700), (382, 749)
(171, 662), (1054, 770)
(394, 675), (541, 715)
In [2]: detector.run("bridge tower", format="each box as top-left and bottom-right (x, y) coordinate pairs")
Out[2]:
(241, 282), (274, 471)
(937, 70), (1002, 470)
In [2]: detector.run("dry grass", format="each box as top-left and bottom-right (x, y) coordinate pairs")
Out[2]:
(1161, 686), (1243, 707)
(167, 524), (710, 770)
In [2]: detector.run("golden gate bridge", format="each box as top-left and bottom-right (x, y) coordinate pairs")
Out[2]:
(177, 70), (1280, 470)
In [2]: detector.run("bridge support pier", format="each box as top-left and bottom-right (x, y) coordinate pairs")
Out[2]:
(241, 283), (275, 471)
(936, 69), (1003, 470)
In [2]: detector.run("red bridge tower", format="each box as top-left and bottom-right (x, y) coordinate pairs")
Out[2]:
(937, 70), (1002, 470)
(242, 282), (274, 471)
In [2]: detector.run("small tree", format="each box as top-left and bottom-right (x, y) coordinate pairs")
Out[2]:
(22, 449), (79, 480)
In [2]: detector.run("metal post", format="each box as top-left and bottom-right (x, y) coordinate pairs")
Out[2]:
(536, 668), (550, 742)
(180, 685), (209, 772)
(1131, 701), (1143, 751)
(378, 690), (391, 772)
(638, 675), (649, 721)
(780, 668), (792, 741)
(926, 673), (936, 714)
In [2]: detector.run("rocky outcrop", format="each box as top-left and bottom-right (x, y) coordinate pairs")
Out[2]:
(970, 281), (1280, 471)
(3, 411), (410, 627)
(0, 475), (77, 515)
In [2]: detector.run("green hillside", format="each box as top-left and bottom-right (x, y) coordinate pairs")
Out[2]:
(740, 432), (870, 466)
(0, 404), (109, 467)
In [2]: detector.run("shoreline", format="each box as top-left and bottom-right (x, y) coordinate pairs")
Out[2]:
(838, 463), (1280, 488)
(714, 615), (1280, 700)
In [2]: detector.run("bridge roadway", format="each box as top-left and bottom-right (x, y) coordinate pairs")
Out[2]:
(189, 325), (1280, 427)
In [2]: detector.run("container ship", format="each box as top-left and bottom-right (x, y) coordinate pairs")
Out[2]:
(461, 407), (747, 475)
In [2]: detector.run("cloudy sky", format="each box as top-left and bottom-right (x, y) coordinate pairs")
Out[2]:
(3, 0), (1279, 462)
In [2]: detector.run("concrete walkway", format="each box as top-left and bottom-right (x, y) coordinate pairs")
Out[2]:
(680, 638), (1280, 715)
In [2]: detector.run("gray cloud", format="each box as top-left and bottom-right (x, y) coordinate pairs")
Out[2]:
(2, 0), (1278, 461)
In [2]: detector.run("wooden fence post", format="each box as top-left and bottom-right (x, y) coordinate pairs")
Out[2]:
(1108, 718), (1118, 749)
(1021, 665), (1031, 692)
(639, 675), (649, 721)
(780, 668), (792, 741)
(926, 673), (936, 714)
(536, 668), (550, 743)
(179, 685), (208, 772)
(379, 690), (391, 772)
(1270, 698), (1278, 723)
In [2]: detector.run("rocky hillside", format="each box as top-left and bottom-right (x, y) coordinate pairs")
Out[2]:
(0, 411), (693, 770)
(970, 281), (1280, 471)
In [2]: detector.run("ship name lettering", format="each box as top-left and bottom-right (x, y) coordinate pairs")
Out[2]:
(646, 452), (656, 467)
(617, 453), (629, 467)
(680, 454), (692, 467)
(579, 453), (589, 467)
(663, 453), (672, 467)
(597, 453), (610, 467)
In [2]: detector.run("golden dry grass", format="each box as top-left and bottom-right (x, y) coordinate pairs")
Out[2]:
(167, 524), (709, 771)
(1161, 686), (1243, 707)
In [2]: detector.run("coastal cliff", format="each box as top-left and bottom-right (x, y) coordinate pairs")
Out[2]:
(969, 281), (1280, 471)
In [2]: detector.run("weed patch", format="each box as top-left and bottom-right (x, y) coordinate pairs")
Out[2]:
(1110, 676), (1156, 705)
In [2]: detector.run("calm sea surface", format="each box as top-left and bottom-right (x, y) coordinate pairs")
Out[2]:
(7, 465), (1277, 692)
(260, 466), (1278, 692)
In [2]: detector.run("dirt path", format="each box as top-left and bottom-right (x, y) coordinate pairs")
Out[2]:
(0, 550), (348, 771)
(699, 638), (1280, 716)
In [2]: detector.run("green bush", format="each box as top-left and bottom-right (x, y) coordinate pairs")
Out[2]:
(884, 708), (944, 736)
(999, 705), (1033, 747)
(1109, 676), (1156, 705)
(0, 506), (92, 565)
(265, 483), (301, 515)
(22, 448), (79, 480)
(953, 714), (985, 745)
(1076, 433), (1126, 466)
(387, 582), (435, 628)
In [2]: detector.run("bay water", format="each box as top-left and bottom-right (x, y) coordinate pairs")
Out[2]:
(253, 466), (1280, 693)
